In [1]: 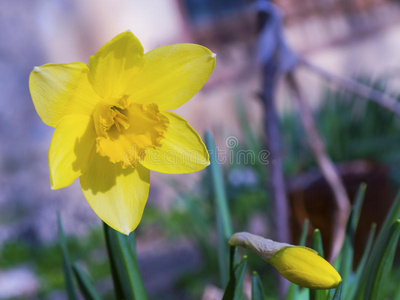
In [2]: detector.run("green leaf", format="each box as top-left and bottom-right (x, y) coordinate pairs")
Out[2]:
(57, 212), (78, 300)
(338, 237), (351, 290)
(340, 184), (366, 296)
(364, 220), (400, 300)
(216, 212), (229, 287)
(329, 282), (343, 300)
(346, 223), (376, 300)
(229, 245), (238, 276)
(393, 282), (400, 300)
(356, 191), (400, 298)
(310, 229), (327, 300)
(371, 192), (400, 257)
(299, 219), (310, 246)
(286, 219), (309, 300)
(104, 223), (125, 299)
(350, 183), (366, 232)
(222, 256), (248, 300)
(72, 263), (101, 300)
(103, 223), (148, 300)
(205, 131), (233, 288)
(309, 286), (328, 300)
(116, 232), (147, 300)
(251, 271), (266, 300)
(205, 131), (233, 238)
(311, 229), (324, 258)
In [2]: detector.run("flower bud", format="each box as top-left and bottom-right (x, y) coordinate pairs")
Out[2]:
(229, 232), (341, 289)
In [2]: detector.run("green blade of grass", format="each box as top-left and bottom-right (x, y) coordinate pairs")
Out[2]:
(376, 192), (400, 242)
(346, 223), (376, 300)
(116, 231), (147, 300)
(338, 237), (351, 290)
(222, 256), (248, 300)
(393, 282), (400, 300)
(205, 131), (233, 288)
(311, 229), (324, 258)
(286, 219), (309, 300)
(310, 229), (327, 300)
(364, 220), (400, 300)
(350, 184), (366, 232)
(127, 230), (137, 256)
(251, 271), (266, 300)
(72, 263), (101, 300)
(356, 192), (400, 298)
(217, 212), (229, 286)
(103, 223), (148, 300)
(329, 282), (343, 300)
(104, 222), (131, 299)
(371, 192), (400, 257)
(229, 245), (238, 276)
(57, 212), (78, 300)
(205, 131), (233, 238)
(299, 219), (310, 246)
(340, 184), (366, 296)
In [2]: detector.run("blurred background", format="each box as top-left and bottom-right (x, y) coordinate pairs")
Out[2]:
(2, 0), (400, 299)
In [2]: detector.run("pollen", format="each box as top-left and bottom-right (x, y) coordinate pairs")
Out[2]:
(211, 53), (217, 58)
(34, 66), (40, 72)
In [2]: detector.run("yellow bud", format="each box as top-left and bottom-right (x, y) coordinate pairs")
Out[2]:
(268, 246), (341, 289)
(229, 232), (341, 290)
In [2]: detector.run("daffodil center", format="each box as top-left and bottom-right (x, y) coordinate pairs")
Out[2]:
(92, 98), (169, 168)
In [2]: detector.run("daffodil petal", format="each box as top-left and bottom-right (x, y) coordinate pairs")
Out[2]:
(141, 112), (209, 174)
(29, 63), (101, 127)
(128, 44), (216, 110)
(80, 154), (150, 235)
(89, 31), (144, 98)
(49, 115), (96, 189)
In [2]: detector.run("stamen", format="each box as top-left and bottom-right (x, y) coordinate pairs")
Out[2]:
(113, 110), (130, 130)
(114, 120), (121, 132)
(95, 102), (169, 168)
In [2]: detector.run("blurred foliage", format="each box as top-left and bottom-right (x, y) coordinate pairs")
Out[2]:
(0, 228), (108, 299)
(282, 76), (400, 179)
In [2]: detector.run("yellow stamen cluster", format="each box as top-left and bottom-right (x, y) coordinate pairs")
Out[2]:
(93, 98), (169, 168)
(112, 109), (130, 132)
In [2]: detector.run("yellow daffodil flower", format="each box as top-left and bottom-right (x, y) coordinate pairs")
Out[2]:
(229, 232), (341, 289)
(29, 31), (216, 235)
